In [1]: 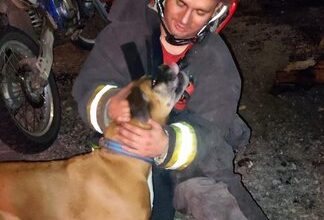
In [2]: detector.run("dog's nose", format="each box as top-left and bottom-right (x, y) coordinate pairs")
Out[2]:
(169, 63), (180, 75)
(151, 79), (157, 88)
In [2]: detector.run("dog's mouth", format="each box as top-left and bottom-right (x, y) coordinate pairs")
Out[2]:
(150, 64), (189, 106)
(164, 71), (189, 107)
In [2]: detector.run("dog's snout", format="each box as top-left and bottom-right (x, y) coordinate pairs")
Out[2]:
(151, 79), (157, 88)
(175, 71), (188, 94)
(152, 64), (180, 88)
(169, 63), (180, 75)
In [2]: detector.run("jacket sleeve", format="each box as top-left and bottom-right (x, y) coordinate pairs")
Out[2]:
(72, 0), (154, 133)
(72, 0), (154, 134)
(157, 34), (250, 171)
(72, 25), (132, 133)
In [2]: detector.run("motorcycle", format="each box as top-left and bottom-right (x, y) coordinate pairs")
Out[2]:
(0, 0), (110, 153)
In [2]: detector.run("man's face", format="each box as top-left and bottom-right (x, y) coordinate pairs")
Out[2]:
(163, 0), (219, 39)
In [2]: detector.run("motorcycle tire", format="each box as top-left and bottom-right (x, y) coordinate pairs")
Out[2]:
(0, 27), (61, 154)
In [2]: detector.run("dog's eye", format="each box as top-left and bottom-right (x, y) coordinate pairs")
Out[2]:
(151, 79), (157, 88)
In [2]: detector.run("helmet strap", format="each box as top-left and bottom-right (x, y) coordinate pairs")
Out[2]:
(155, 0), (227, 46)
(160, 20), (198, 46)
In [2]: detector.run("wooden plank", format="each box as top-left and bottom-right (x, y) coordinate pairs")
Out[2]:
(274, 59), (324, 85)
(314, 60), (324, 83)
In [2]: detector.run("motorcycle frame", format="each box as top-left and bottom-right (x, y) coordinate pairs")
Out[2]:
(0, 0), (37, 40)
(0, 0), (55, 85)
(0, 0), (110, 83)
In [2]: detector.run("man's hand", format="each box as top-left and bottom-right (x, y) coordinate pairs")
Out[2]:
(115, 119), (169, 158)
(107, 83), (133, 123)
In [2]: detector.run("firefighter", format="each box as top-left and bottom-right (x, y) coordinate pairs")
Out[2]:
(72, 0), (268, 219)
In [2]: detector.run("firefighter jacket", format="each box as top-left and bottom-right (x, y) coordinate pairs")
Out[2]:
(72, 0), (250, 173)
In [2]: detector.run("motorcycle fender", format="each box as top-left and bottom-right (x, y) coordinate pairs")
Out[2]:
(0, 0), (36, 38)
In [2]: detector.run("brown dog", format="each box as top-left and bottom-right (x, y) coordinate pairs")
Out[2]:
(0, 64), (188, 220)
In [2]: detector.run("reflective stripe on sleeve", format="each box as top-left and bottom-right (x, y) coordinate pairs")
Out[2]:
(165, 122), (197, 170)
(89, 84), (117, 133)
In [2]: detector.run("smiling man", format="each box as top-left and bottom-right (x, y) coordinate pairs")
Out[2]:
(73, 0), (268, 219)
(162, 0), (218, 41)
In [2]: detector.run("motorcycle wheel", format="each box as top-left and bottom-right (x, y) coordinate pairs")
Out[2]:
(0, 27), (61, 153)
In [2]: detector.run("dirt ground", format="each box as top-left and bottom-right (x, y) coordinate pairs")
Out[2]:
(226, 1), (324, 220)
(0, 0), (323, 220)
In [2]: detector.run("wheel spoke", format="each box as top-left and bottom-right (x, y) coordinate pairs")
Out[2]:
(1, 51), (20, 85)
(1, 95), (23, 103)
(24, 99), (30, 131)
(0, 37), (55, 137)
(12, 103), (26, 130)
(33, 106), (40, 132)
(3, 49), (19, 74)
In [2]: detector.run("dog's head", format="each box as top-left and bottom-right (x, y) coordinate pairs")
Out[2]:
(127, 64), (189, 126)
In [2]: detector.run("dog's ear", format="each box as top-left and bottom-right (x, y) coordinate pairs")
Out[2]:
(127, 87), (150, 123)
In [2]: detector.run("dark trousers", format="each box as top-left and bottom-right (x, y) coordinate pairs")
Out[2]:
(150, 158), (268, 220)
(150, 166), (175, 220)
(173, 173), (268, 220)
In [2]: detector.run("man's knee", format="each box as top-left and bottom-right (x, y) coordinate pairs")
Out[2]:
(173, 177), (248, 220)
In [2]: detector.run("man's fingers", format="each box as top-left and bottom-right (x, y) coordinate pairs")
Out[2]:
(122, 145), (141, 154)
(120, 123), (146, 136)
(116, 116), (131, 123)
(120, 103), (130, 112)
(116, 133), (142, 150)
(118, 125), (141, 139)
(148, 119), (159, 128)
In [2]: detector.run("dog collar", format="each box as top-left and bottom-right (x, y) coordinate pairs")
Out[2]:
(100, 139), (154, 164)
